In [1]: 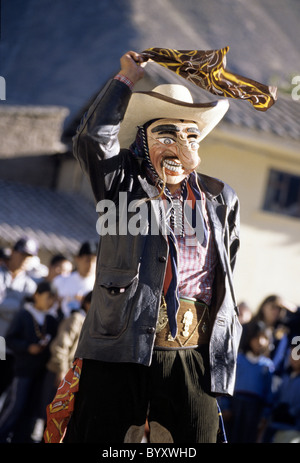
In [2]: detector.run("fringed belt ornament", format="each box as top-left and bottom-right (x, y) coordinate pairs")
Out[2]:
(155, 296), (210, 348)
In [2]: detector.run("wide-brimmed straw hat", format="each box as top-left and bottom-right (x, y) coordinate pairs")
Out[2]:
(118, 84), (229, 149)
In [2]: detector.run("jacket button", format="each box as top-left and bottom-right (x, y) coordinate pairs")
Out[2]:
(147, 327), (156, 334)
(158, 256), (167, 263)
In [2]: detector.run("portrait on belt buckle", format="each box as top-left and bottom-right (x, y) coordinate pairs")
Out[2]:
(182, 308), (193, 337)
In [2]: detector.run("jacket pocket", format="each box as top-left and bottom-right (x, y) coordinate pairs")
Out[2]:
(89, 267), (139, 338)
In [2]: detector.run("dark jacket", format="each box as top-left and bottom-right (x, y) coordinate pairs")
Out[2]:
(73, 78), (242, 396)
(6, 306), (58, 377)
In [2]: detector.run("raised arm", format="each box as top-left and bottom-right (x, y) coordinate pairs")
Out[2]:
(73, 51), (146, 202)
(118, 51), (146, 84)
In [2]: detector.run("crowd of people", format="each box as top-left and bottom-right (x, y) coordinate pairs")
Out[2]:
(0, 237), (97, 443)
(220, 295), (300, 443)
(0, 236), (299, 443)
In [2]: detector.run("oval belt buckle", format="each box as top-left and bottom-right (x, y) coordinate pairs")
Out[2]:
(181, 308), (193, 337)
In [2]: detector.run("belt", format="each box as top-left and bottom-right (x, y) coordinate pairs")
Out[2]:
(154, 297), (210, 349)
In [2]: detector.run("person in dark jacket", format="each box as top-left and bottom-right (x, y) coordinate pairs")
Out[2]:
(0, 281), (58, 443)
(54, 50), (244, 444)
(46, 50), (243, 444)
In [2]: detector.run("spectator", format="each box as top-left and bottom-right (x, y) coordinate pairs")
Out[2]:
(53, 241), (97, 318)
(45, 291), (92, 403)
(0, 281), (58, 443)
(220, 320), (274, 443)
(245, 295), (297, 376)
(25, 255), (48, 281)
(238, 300), (253, 325)
(45, 254), (73, 282)
(272, 303), (300, 377)
(27, 254), (72, 284)
(0, 247), (10, 267)
(0, 237), (38, 395)
(30, 254), (73, 322)
(0, 237), (39, 336)
(267, 349), (300, 443)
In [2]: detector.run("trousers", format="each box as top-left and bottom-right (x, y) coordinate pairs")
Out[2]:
(65, 345), (219, 443)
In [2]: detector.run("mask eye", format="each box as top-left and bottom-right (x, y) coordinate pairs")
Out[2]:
(190, 140), (200, 150)
(157, 137), (176, 145)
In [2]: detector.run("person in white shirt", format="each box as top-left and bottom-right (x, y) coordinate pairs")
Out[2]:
(0, 237), (38, 396)
(53, 241), (97, 318)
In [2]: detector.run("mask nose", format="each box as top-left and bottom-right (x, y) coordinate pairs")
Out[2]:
(176, 138), (192, 157)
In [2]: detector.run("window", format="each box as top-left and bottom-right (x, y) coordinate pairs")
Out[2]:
(263, 169), (300, 218)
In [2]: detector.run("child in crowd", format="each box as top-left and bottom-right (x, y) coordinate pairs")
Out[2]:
(53, 241), (96, 318)
(0, 281), (58, 443)
(220, 320), (275, 443)
(267, 349), (300, 443)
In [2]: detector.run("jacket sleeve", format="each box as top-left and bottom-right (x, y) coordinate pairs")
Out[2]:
(47, 313), (84, 378)
(220, 184), (240, 274)
(72, 78), (132, 202)
(227, 194), (240, 273)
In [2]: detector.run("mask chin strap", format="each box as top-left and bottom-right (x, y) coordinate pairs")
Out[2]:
(140, 124), (193, 238)
(138, 124), (167, 201)
(138, 123), (190, 204)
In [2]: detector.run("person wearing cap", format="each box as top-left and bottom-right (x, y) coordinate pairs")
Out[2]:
(44, 254), (73, 283)
(0, 238), (38, 396)
(53, 51), (241, 444)
(52, 241), (97, 319)
(0, 237), (38, 336)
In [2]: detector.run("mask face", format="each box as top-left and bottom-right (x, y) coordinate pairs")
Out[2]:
(146, 119), (201, 189)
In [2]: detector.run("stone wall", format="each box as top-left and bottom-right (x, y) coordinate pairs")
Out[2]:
(0, 106), (69, 158)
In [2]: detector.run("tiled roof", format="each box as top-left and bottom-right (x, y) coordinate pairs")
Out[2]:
(1, 0), (299, 125)
(0, 180), (98, 255)
(224, 94), (300, 141)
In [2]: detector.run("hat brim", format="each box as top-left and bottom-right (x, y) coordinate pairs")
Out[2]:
(118, 90), (229, 149)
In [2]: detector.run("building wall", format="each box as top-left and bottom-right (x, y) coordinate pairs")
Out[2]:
(199, 125), (300, 311)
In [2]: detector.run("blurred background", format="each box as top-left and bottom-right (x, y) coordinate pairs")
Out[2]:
(0, 0), (300, 311)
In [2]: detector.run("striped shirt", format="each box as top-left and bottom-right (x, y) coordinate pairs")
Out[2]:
(170, 187), (217, 306)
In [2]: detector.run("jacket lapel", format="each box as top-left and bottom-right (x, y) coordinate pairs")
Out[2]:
(197, 173), (229, 273)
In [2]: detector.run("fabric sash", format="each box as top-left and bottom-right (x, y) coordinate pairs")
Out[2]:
(141, 47), (277, 111)
(44, 358), (82, 443)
